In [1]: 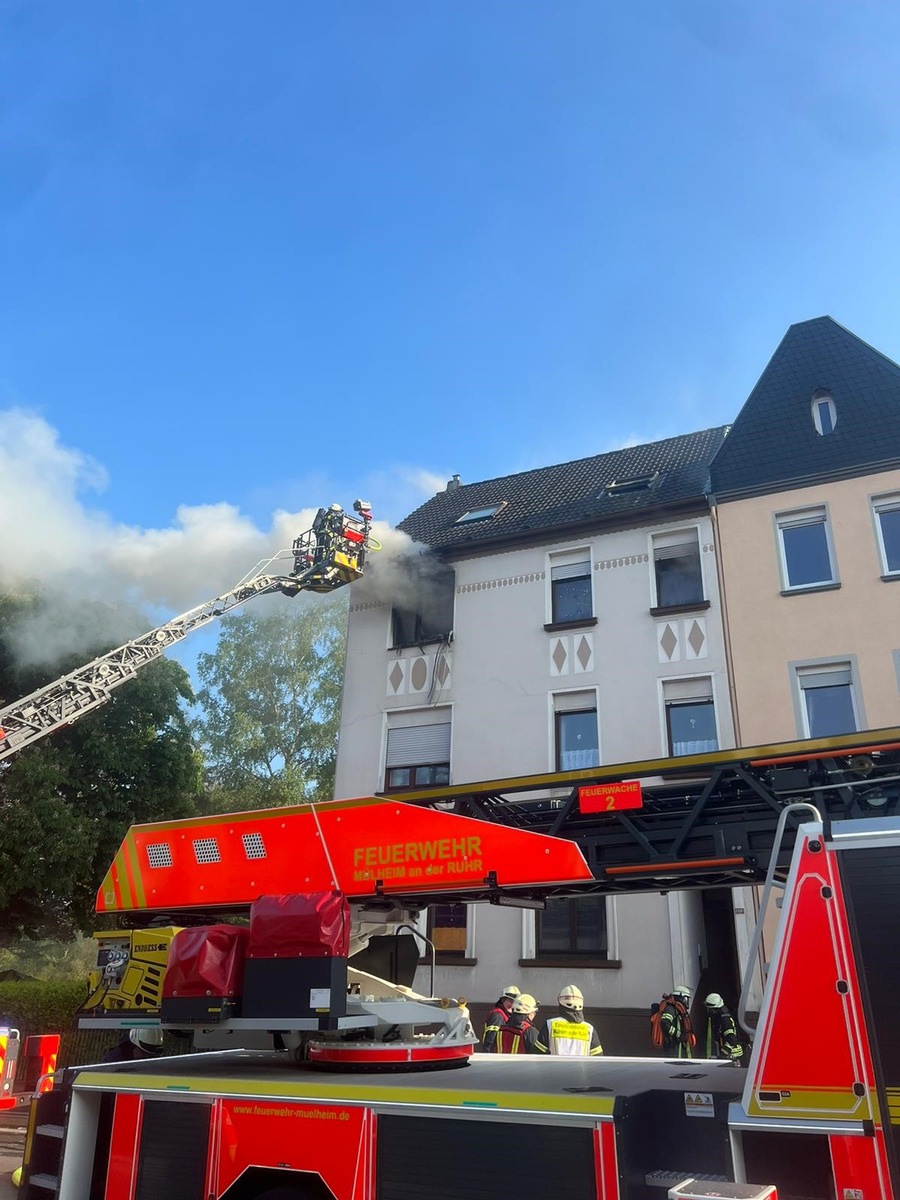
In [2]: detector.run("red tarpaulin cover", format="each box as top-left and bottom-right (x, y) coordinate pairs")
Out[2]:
(248, 892), (350, 959)
(163, 925), (249, 998)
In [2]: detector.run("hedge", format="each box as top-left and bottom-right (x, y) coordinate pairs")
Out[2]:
(0, 980), (190, 1066)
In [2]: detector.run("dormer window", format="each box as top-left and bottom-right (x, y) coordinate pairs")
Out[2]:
(811, 389), (836, 436)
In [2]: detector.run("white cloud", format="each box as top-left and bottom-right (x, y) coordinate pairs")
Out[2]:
(0, 409), (428, 662)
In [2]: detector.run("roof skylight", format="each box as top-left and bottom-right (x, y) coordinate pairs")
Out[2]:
(454, 503), (505, 525)
(603, 472), (659, 495)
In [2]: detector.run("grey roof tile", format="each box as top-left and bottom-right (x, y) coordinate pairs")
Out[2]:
(710, 317), (900, 498)
(399, 427), (728, 551)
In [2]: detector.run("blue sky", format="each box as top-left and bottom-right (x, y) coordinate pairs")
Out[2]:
(2, 1), (900, 580)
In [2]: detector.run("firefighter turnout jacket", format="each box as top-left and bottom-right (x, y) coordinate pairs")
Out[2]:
(706, 1006), (743, 1061)
(482, 1003), (512, 1052)
(535, 1015), (602, 1057)
(650, 995), (695, 1058)
(492, 1013), (538, 1054)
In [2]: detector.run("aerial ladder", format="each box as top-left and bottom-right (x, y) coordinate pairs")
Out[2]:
(0, 500), (376, 763)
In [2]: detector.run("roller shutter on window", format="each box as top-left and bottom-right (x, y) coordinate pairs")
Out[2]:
(663, 677), (713, 702)
(386, 723), (451, 767)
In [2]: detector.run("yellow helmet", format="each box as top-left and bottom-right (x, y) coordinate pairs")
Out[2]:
(512, 993), (538, 1015)
(704, 993), (725, 1009)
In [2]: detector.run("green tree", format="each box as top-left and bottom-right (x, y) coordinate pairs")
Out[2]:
(193, 594), (347, 808)
(0, 594), (204, 946)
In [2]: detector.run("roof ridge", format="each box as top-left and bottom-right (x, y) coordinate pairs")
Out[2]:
(423, 425), (730, 499)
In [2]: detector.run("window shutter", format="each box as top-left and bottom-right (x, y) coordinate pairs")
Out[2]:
(553, 690), (596, 714)
(386, 723), (451, 767)
(551, 560), (590, 581)
(663, 677), (713, 703)
(654, 541), (699, 562)
(798, 667), (852, 690)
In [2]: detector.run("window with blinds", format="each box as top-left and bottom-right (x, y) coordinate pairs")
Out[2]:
(550, 554), (592, 623)
(652, 529), (704, 608)
(663, 677), (717, 756)
(384, 721), (451, 790)
(554, 694), (600, 771)
(796, 664), (858, 738)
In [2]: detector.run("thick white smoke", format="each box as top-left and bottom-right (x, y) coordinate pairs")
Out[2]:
(0, 409), (433, 665)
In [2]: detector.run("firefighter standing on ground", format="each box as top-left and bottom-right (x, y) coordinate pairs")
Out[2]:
(650, 985), (696, 1058)
(482, 985), (522, 1051)
(491, 994), (540, 1054)
(704, 994), (743, 1062)
(535, 985), (602, 1056)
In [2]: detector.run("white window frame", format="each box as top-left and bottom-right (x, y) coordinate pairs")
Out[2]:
(649, 526), (705, 609)
(522, 896), (618, 961)
(549, 688), (601, 772)
(791, 660), (862, 739)
(546, 547), (594, 624)
(811, 393), (837, 436)
(872, 492), (900, 578)
(774, 505), (838, 591)
(658, 674), (720, 758)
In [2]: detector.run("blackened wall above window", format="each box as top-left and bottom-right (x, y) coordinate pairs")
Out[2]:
(710, 317), (900, 501)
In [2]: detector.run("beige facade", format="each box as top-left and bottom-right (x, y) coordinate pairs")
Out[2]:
(715, 468), (900, 746)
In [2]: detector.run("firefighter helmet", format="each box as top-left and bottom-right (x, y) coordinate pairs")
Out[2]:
(130, 1028), (164, 1053)
(673, 984), (692, 1001)
(704, 993), (725, 1009)
(512, 993), (538, 1015)
(501, 985), (521, 999)
(558, 984), (584, 1010)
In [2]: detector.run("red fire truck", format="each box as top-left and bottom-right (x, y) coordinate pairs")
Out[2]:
(13, 725), (900, 1200)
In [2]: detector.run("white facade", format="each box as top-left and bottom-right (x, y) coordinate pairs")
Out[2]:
(335, 511), (737, 1019)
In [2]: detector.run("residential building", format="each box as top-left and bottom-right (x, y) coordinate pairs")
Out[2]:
(335, 429), (738, 1049)
(710, 317), (900, 746)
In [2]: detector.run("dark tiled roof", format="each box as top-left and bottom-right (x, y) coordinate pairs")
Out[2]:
(710, 316), (900, 499)
(398, 427), (728, 551)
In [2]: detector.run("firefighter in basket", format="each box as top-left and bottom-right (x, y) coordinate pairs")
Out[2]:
(481, 985), (521, 1051)
(491, 993), (540, 1054)
(535, 985), (602, 1057)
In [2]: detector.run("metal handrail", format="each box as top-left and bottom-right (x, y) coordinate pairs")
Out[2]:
(737, 802), (821, 1035)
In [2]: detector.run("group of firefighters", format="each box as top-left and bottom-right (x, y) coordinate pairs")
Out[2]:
(482, 982), (743, 1060)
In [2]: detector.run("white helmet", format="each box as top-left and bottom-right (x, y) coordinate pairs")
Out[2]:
(673, 984), (692, 1000)
(501, 985), (521, 999)
(130, 1028), (163, 1052)
(512, 993), (538, 1015)
(558, 984), (584, 1010)
(704, 993), (725, 1009)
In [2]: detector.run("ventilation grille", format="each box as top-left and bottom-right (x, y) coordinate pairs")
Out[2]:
(146, 844), (172, 869)
(242, 832), (266, 860)
(192, 837), (221, 864)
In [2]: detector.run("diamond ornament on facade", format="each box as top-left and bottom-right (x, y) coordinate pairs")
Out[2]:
(552, 640), (568, 672)
(389, 662), (404, 692)
(435, 656), (450, 686)
(660, 624), (678, 661)
(688, 620), (706, 657)
(576, 636), (592, 670)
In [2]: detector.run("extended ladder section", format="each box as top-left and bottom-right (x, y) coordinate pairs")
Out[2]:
(391, 727), (900, 893)
(0, 501), (374, 763)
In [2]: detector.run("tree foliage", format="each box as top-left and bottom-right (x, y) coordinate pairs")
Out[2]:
(193, 594), (347, 808)
(0, 594), (203, 946)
